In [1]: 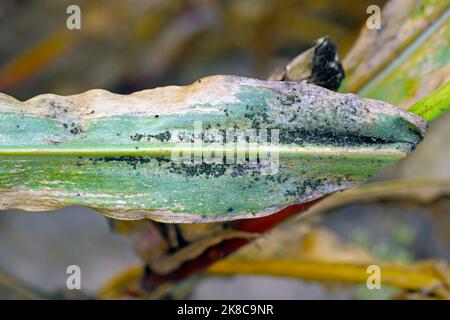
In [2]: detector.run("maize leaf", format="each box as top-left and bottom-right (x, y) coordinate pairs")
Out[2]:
(341, 0), (450, 107)
(0, 76), (427, 223)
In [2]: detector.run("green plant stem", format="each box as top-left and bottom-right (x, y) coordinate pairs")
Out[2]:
(408, 82), (450, 122)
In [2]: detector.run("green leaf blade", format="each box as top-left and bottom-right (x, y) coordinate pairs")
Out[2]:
(0, 76), (427, 222)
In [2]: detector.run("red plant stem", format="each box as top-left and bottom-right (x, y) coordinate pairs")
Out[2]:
(143, 198), (323, 288)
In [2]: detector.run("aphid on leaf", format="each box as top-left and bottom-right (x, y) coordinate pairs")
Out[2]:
(0, 76), (427, 223)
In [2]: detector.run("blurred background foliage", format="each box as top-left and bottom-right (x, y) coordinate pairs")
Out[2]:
(0, 0), (385, 98)
(0, 0), (449, 299)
